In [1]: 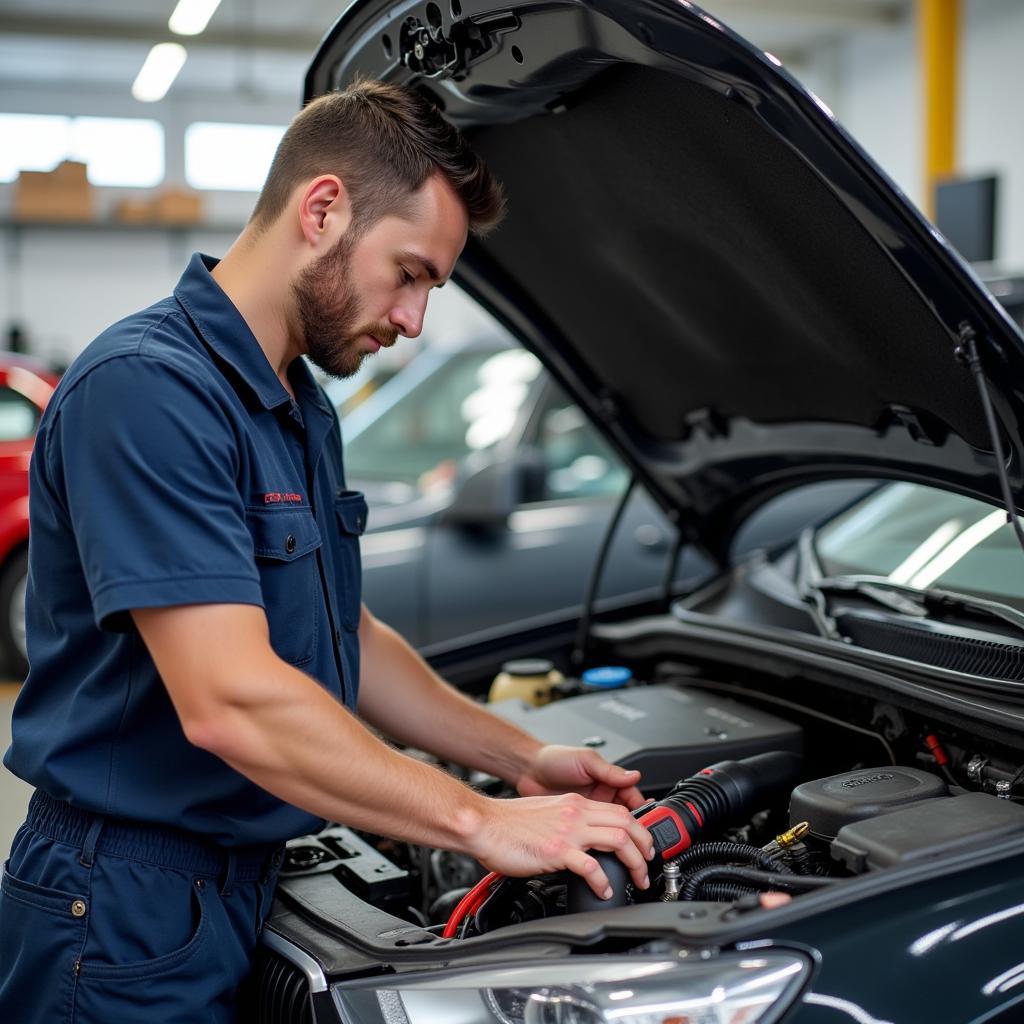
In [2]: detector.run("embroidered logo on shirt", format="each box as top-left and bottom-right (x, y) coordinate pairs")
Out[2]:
(264, 492), (303, 504)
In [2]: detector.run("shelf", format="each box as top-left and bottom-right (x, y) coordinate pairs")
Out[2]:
(0, 219), (244, 234)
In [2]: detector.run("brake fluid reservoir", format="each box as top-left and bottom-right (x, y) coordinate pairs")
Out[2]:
(488, 659), (564, 706)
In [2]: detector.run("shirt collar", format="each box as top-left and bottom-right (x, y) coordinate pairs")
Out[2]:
(173, 252), (292, 411)
(289, 357), (333, 418)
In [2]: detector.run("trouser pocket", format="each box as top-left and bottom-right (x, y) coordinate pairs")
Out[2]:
(73, 867), (249, 1024)
(2, 821), (266, 1024)
(0, 861), (87, 1024)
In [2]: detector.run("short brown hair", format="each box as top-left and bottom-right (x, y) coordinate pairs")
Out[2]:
(250, 79), (505, 237)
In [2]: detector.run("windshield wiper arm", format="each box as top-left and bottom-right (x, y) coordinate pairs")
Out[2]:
(796, 529), (1024, 640)
(795, 529), (844, 640)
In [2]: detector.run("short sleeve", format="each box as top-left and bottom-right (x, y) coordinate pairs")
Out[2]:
(46, 353), (263, 631)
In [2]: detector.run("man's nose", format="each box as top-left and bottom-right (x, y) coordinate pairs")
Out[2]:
(390, 294), (428, 339)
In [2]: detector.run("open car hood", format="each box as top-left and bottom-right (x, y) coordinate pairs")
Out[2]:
(306, 0), (1024, 562)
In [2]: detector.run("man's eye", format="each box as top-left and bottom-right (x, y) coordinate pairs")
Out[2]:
(400, 268), (415, 286)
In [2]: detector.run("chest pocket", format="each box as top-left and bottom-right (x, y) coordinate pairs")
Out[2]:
(333, 490), (368, 632)
(246, 505), (322, 666)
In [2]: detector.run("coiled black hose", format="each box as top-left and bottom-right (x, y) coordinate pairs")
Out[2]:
(700, 882), (761, 901)
(668, 841), (788, 876)
(681, 866), (838, 901)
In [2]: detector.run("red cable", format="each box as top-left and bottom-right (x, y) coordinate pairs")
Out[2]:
(442, 871), (503, 938)
(925, 733), (950, 766)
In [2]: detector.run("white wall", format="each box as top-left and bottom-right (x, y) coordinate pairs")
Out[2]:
(0, 85), (298, 366)
(960, 0), (1024, 269)
(833, 15), (923, 211)
(0, 226), (241, 368)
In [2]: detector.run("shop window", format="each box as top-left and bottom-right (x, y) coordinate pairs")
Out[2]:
(0, 114), (164, 187)
(184, 122), (286, 191)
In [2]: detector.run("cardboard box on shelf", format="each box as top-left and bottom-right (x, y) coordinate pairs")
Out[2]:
(112, 188), (204, 227)
(152, 188), (203, 225)
(111, 197), (153, 224)
(13, 161), (93, 222)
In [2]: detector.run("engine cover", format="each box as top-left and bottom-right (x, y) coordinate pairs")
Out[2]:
(490, 684), (803, 792)
(789, 767), (948, 840)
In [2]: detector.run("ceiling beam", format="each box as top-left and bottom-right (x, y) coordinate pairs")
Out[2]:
(706, 1), (908, 31)
(0, 13), (323, 53)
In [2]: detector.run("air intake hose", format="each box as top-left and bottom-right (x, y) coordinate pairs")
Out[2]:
(566, 751), (801, 913)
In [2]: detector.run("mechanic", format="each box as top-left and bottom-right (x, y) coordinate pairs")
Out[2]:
(0, 80), (655, 1023)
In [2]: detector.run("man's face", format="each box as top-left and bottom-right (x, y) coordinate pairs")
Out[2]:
(293, 173), (469, 379)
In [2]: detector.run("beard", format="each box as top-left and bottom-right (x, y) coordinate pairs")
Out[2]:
(291, 231), (398, 380)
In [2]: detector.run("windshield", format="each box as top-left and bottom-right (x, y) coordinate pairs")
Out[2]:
(342, 347), (542, 491)
(814, 481), (1024, 609)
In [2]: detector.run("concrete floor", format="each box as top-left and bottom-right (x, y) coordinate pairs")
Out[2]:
(0, 685), (33, 856)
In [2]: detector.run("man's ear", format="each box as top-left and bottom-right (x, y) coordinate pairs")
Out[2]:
(297, 175), (353, 248)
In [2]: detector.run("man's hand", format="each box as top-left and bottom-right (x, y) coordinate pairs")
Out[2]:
(472, 792), (655, 899)
(516, 744), (646, 810)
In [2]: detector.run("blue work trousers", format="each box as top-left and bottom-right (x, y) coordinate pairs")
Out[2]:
(0, 791), (283, 1023)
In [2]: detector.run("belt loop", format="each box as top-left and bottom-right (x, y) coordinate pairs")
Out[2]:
(79, 816), (105, 869)
(220, 852), (237, 897)
(262, 846), (285, 885)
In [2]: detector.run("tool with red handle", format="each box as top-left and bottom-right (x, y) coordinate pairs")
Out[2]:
(566, 751), (801, 913)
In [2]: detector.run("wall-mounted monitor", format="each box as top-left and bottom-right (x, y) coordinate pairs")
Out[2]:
(935, 175), (998, 264)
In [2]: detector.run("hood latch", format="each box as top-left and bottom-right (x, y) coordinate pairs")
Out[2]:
(401, 10), (520, 79)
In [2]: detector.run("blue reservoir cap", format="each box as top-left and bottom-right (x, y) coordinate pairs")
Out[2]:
(581, 666), (633, 689)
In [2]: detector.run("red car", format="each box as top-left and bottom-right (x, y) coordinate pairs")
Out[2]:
(0, 356), (59, 677)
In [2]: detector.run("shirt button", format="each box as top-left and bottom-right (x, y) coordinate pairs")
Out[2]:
(285, 534), (297, 554)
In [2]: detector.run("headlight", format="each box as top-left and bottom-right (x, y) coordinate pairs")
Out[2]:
(332, 952), (808, 1024)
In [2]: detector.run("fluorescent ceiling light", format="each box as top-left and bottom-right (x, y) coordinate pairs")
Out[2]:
(168, 0), (223, 36)
(132, 43), (188, 103)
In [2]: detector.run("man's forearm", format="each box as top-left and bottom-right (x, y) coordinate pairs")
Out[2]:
(357, 607), (543, 785)
(194, 652), (491, 851)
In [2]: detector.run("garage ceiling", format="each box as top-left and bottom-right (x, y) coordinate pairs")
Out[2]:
(0, 0), (913, 102)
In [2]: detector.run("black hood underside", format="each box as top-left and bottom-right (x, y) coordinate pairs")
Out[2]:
(472, 61), (987, 448)
(307, 0), (1024, 559)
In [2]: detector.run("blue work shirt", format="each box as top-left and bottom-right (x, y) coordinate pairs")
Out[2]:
(4, 253), (368, 847)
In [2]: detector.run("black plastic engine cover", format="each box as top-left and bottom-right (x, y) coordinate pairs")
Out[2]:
(790, 767), (948, 840)
(491, 685), (803, 792)
(832, 792), (1024, 873)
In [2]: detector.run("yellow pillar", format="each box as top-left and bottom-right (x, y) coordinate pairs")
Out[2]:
(918, 0), (960, 219)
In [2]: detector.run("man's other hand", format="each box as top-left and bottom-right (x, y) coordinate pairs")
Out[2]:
(516, 744), (646, 810)
(472, 792), (654, 899)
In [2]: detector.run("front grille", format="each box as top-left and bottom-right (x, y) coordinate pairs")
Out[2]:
(238, 945), (314, 1024)
(838, 613), (1024, 680)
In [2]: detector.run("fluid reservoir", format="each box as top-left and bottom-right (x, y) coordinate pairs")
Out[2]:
(488, 659), (564, 706)
(580, 665), (633, 691)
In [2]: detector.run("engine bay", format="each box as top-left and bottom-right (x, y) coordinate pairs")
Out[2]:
(275, 666), (1024, 942)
